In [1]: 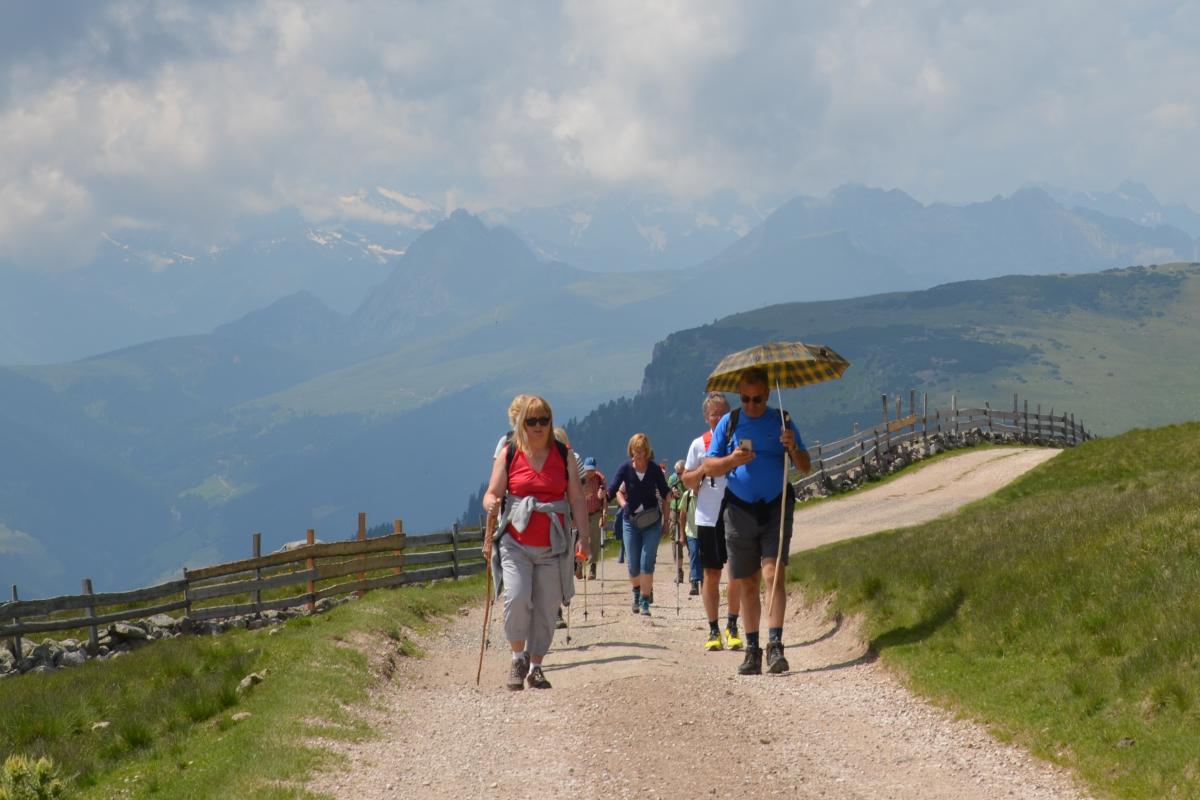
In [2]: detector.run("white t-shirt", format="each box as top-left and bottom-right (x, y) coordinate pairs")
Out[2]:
(685, 434), (727, 527)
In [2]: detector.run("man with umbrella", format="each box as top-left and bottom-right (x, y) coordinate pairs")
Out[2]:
(703, 366), (811, 675)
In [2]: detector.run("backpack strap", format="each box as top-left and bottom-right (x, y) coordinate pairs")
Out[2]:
(504, 437), (572, 485)
(722, 408), (741, 452)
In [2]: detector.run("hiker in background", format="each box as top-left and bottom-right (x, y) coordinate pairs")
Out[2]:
(482, 395), (590, 690)
(683, 392), (744, 652)
(703, 369), (809, 674)
(609, 434), (671, 616)
(681, 482), (702, 595)
(667, 459), (686, 584)
(492, 394), (528, 460)
(554, 426), (587, 582)
(582, 457), (608, 580)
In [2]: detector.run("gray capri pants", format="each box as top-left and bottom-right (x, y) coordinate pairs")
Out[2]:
(499, 536), (563, 657)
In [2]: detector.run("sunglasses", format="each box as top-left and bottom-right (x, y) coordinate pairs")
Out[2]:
(524, 415), (551, 427)
(740, 394), (766, 405)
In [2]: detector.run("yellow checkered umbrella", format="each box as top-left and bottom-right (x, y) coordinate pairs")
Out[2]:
(704, 341), (849, 392)
(705, 341), (849, 620)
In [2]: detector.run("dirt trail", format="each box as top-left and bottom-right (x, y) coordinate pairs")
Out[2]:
(310, 447), (1090, 800)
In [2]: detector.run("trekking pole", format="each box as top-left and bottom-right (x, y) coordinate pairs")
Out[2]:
(565, 601), (572, 644)
(599, 515), (606, 618)
(765, 379), (791, 620)
(583, 551), (589, 621)
(475, 511), (497, 687)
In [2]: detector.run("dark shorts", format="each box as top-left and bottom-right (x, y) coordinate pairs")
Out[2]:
(723, 486), (795, 580)
(696, 520), (728, 571)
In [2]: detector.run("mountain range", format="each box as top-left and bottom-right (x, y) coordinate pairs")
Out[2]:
(3, 183), (1199, 597)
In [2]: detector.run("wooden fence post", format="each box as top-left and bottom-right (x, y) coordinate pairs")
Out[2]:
(895, 394), (902, 422)
(82, 578), (99, 655)
(935, 408), (941, 436)
(1049, 408), (1055, 442)
(909, 389), (916, 420)
(952, 394), (959, 435)
(1070, 413), (1077, 444)
(10, 585), (22, 659)
(858, 437), (866, 471)
(985, 401), (992, 434)
(1024, 399), (1029, 439)
(922, 393), (929, 440)
(814, 442), (825, 484)
(356, 512), (367, 598)
(251, 532), (262, 613)
(881, 395), (891, 456)
(450, 523), (461, 580)
(1036, 403), (1042, 440)
(393, 519), (404, 576)
(306, 528), (316, 612)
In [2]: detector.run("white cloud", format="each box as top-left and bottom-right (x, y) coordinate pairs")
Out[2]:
(0, 523), (46, 557)
(1, 0), (1199, 269)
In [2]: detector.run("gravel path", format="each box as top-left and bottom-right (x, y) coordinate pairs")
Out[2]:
(309, 447), (1090, 800)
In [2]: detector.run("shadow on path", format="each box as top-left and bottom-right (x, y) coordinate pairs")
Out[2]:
(543, 654), (648, 672)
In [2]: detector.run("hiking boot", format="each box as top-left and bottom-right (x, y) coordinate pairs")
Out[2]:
(588, 563), (597, 580)
(640, 597), (651, 616)
(507, 654), (529, 691)
(705, 632), (723, 651)
(689, 581), (700, 596)
(766, 641), (789, 674)
(632, 595), (641, 614)
(737, 646), (763, 676)
(725, 627), (743, 651)
(526, 665), (552, 689)
(575, 562), (584, 580)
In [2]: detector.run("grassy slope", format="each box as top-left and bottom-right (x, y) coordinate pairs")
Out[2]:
(0, 576), (484, 799)
(790, 423), (1200, 799)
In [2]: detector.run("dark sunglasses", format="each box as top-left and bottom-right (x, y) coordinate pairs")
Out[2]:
(524, 415), (551, 427)
(740, 394), (766, 405)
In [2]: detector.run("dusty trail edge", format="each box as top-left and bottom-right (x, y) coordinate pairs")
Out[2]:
(310, 446), (1094, 800)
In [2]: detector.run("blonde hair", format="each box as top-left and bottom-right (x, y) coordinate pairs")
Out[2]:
(507, 394), (528, 428)
(553, 426), (570, 447)
(627, 432), (651, 459)
(512, 395), (553, 457)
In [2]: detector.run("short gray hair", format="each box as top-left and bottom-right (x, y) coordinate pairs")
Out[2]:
(701, 392), (730, 414)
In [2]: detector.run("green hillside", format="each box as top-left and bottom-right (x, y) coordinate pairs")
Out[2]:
(790, 422), (1200, 799)
(568, 263), (1200, 478)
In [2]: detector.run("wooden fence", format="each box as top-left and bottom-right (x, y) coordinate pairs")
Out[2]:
(2, 391), (1092, 660)
(792, 391), (1091, 492)
(2, 513), (486, 658)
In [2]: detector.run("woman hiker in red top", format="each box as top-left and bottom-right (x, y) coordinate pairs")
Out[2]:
(482, 395), (590, 690)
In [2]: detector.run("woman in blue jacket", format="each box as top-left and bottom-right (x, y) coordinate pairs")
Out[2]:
(607, 433), (671, 616)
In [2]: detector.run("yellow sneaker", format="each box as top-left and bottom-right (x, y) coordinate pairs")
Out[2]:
(725, 628), (743, 651)
(705, 632), (723, 651)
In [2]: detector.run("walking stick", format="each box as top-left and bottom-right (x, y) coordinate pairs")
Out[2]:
(599, 512), (606, 618)
(475, 511), (498, 687)
(565, 601), (572, 644)
(765, 379), (792, 620)
(583, 549), (589, 621)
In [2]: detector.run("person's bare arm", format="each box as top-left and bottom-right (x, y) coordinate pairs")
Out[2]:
(702, 447), (755, 477)
(481, 451), (508, 559)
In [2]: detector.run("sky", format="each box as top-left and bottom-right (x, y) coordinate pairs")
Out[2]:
(2, 0), (1198, 268)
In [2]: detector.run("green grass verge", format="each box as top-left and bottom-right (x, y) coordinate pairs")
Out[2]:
(0, 575), (485, 799)
(789, 422), (1200, 799)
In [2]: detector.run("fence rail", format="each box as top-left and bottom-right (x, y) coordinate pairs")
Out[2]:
(2, 517), (487, 656)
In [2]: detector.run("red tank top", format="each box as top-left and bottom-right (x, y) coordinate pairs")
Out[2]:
(505, 445), (568, 548)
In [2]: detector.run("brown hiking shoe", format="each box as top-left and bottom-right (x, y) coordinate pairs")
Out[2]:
(506, 653), (529, 691)
(526, 665), (552, 689)
(766, 641), (789, 674)
(737, 646), (763, 676)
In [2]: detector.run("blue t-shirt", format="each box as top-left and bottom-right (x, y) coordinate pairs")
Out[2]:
(706, 407), (805, 503)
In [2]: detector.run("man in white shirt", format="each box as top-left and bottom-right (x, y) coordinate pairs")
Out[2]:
(681, 392), (744, 651)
